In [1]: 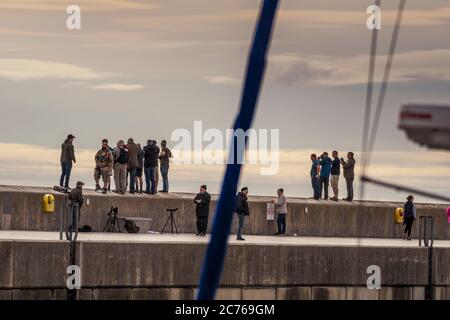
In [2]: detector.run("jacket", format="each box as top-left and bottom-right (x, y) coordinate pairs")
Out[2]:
(60, 140), (76, 163)
(95, 148), (113, 170)
(274, 194), (287, 214)
(236, 192), (249, 216)
(143, 144), (160, 168)
(127, 143), (140, 169)
(404, 201), (417, 218)
(331, 157), (341, 175)
(194, 192), (211, 217)
(68, 187), (84, 207)
(342, 158), (356, 179)
(159, 147), (172, 167)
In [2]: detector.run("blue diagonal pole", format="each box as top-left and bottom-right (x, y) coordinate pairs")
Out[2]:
(196, 0), (279, 300)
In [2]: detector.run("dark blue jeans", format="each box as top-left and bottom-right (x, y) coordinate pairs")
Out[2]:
(277, 213), (286, 234)
(60, 161), (72, 188)
(346, 177), (354, 200)
(144, 166), (156, 194)
(311, 176), (320, 199)
(160, 164), (169, 192)
(237, 214), (245, 239)
(129, 167), (137, 193)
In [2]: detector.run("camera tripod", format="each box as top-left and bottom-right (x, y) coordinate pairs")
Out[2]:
(161, 208), (179, 235)
(103, 207), (122, 233)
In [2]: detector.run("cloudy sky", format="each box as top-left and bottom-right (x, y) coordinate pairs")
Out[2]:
(0, 0), (449, 202)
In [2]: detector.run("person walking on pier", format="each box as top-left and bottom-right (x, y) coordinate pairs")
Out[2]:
(330, 150), (341, 202)
(194, 185), (211, 236)
(341, 152), (355, 202)
(310, 154), (321, 200)
(113, 140), (128, 195)
(236, 187), (250, 241)
(403, 195), (417, 240)
(319, 152), (332, 200)
(94, 139), (113, 194)
(136, 143), (144, 194)
(126, 138), (139, 194)
(60, 134), (76, 189)
(272, 188), (287, 236)
(143, 140), (159, 195)
(159, 140), (172, 193)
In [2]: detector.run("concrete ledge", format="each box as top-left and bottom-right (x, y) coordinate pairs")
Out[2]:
(1, 185), (448, 239)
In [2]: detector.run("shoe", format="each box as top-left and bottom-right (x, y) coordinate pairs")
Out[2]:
(95, 184), (101, 191)
(196, 233), (200, 236)
(144, 191), (151, 194)
(313, 198), (320, 201)
(274, 232), (280, 236)
(323, 197), (329, 200)
(236, 237), (246, 241)
(200, 233), (206, 237)
(330, 197), (338, 202)
(407, 237), (412, 241)
(130, 191), (136, 194)
(102, 188), (107, 194)
(403, 234), (407, 240)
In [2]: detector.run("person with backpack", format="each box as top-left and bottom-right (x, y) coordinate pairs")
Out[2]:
(113, 140), (128, 195)
(236, 187), (250, 241)
(403, 195), (417, 240)
(193, 185), (211, 236)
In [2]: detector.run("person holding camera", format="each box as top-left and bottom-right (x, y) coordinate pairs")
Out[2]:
(341, 152), (356, 202)
(159, 140), (173, 193)
(113, 140), (129, 195)
(60, 134), (76, 189)
(94, 139), (113, 194)
(319, 152), (332, 200)
(193, 185), (211, 236)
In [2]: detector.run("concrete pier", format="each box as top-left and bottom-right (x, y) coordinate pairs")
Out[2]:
(0, 231), (449, 300)
(0, 185), (449, 300)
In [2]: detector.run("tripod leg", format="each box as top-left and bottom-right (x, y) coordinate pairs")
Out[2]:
(161, 214), (171, 234)
(173, 215), (179, 235)
(170, 214), (174, 235)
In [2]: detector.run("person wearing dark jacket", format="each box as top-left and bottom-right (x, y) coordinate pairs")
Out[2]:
(403, 195), (417, 240)
(236, 187), (249, 241)
(143, 140), (160, 195)
(193, 185), (211, 236)
(126, 138), (139, 194)
(341, 152), (356, 202)
(135, 143), (144, 194)
(60, 134), (76, 189)
(68, 181), (84, 233)
(330, 150), (341, 202)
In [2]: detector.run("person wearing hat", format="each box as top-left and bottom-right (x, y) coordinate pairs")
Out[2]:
(193, 185), (211, 236)
(60, 134), (76, 189)
(68, 181), (84, 231)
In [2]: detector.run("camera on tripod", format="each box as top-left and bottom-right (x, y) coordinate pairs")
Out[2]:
(161, 208), (179, 235)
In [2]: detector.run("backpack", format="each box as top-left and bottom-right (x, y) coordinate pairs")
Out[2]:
(115, 148), (129, 165)
(124, 219), (140, 233)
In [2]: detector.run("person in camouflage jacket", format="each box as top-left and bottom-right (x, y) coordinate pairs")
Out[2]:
(94, 139), (113, 194)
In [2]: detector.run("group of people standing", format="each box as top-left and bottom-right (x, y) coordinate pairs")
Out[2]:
(310, 151), (356, 202)
(194, 186), (287, 241)
(59, 134), (173, 195)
